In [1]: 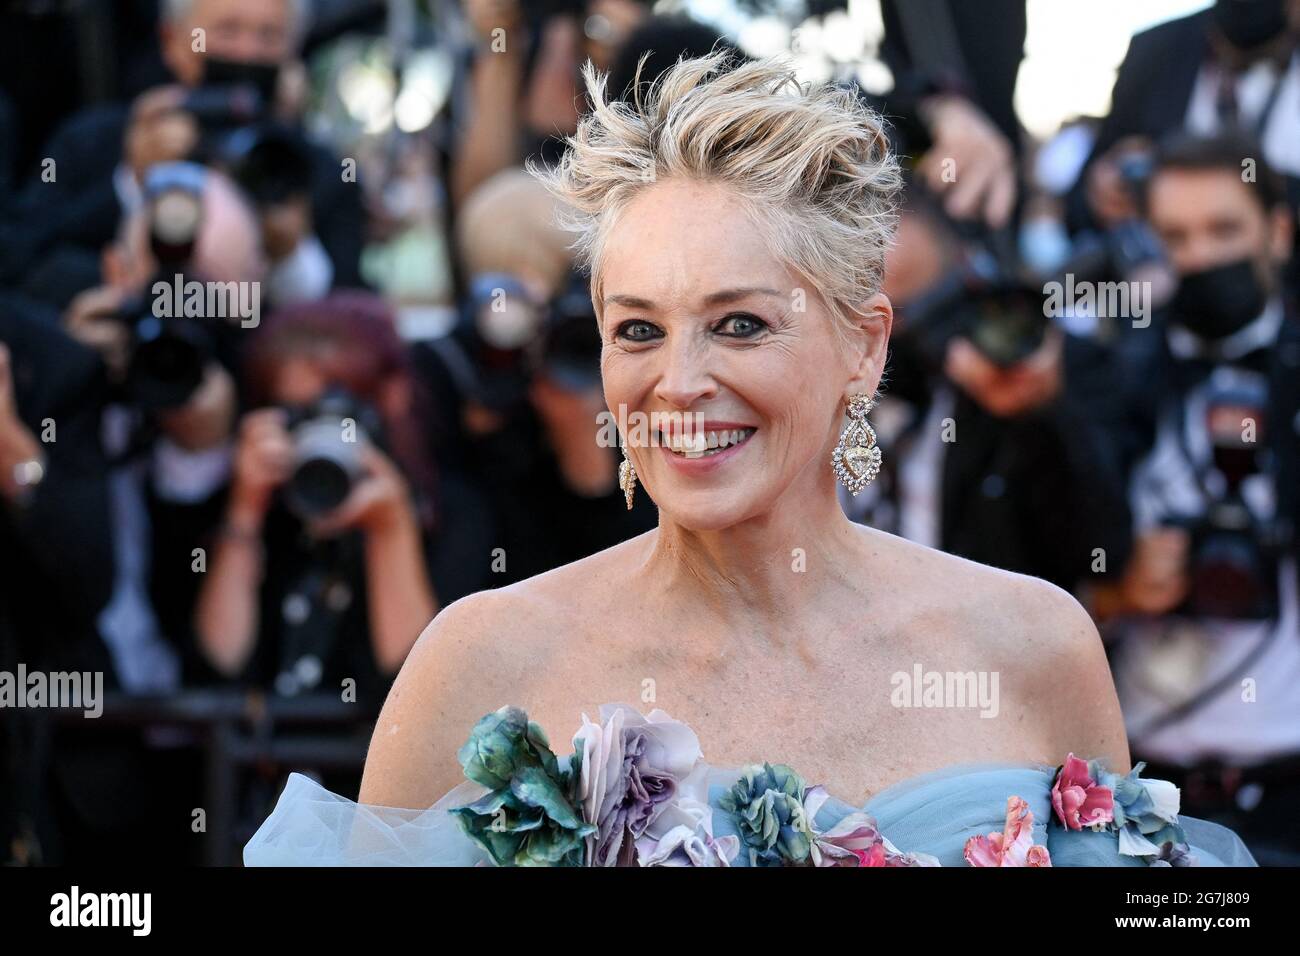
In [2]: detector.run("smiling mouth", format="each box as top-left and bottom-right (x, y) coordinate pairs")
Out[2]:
(660, 427), (758, 459)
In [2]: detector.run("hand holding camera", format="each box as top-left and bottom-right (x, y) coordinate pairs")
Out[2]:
(943, 324), (1064, 418)
(229, 393), (416, 539)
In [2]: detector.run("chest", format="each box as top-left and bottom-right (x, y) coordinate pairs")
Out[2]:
(523, 625), (1050, 804)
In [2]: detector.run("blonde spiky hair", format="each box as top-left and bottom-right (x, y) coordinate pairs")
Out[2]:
(534, 50), (902, 329)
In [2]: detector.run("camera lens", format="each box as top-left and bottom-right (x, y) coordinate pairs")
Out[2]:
(128, 317), (207, 408)
(287, 458), (353, 517)
(284, 416), (365, 519)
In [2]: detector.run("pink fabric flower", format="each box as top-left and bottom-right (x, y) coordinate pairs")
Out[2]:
(802, 788), (939, 867)
(1051, 754), (1114, 830)
(964, 796), (1052, 867)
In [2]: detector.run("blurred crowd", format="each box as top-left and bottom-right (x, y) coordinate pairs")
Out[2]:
(0, 0), (1297, 866)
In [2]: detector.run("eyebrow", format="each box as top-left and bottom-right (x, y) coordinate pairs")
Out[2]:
(602, 287), (784, 311)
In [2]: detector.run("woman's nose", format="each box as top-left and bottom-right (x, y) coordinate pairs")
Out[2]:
(653, 338), (718, 410)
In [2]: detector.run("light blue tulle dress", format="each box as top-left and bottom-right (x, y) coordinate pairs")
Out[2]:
(243, 705), (1257, 867)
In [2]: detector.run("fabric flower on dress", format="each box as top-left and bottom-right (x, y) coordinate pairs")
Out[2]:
(572, 704), (702, 866)
(450, 706), (595, 866)
(801, 786), (940, 867)
(1096, 762), (1193, 865)
(634, 794), (741, 866)
(1150, 841), (1196, 867)
(1051, 753), (1115, 830)
(964, 796), (1052, 867)
(719, 763), (816, 866)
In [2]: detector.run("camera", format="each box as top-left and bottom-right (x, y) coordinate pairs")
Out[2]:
(221, 123), (315, 207)
(182, 85), (266, 136)
(282, 388), (385, 521)
(1169, 379), (1285, 620)
(181, 59), (313, 208)
(112, 163), (216, 409)
(894, 248), (1049, 371)
(460, 269), (603, 411)
(118, 297), (214, 409)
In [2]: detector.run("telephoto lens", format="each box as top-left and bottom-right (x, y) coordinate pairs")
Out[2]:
(123, 163), (214, 408)
(126, 309), (210, 409)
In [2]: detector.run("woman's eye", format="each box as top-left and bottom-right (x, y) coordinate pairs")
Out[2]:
(615, 320), (662, 342)
(716, 313), (767, 337)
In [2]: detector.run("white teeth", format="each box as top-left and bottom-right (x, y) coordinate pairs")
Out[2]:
(665, 428), (754, 458)
(664, 432), (707, 452)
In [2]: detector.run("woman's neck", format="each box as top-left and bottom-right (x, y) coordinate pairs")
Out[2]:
(639, 478), (866, 630)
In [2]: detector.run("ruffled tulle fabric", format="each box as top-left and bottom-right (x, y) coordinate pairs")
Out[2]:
(244, 762), (1257, 866)
(244, 774), (490, 866)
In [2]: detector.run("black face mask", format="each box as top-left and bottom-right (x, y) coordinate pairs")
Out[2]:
(1213, 0), (1288, 50)
(1170, 258), (1268, 339)
(201, 56), (281, 105)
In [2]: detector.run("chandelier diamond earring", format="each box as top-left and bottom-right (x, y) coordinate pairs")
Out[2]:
(832, 394), (882, 496)
(618, 440), (637, 510)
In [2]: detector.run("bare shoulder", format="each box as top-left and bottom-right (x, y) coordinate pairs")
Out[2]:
(945, 550), (1131, 774)
(865, 530), (1131, 771)
(1001, 572), (1131, 774)
(357, 587), (544, 809)
(357, 535), (650, 810)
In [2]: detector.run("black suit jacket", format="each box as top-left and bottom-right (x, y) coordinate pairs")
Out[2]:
(936, 334), (1135, 592)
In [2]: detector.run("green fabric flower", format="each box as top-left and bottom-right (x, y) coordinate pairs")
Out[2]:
(450, 706), (596, 866)
(718, 763), (815, 866)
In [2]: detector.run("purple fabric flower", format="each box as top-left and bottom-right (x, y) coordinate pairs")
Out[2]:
(634, 792), (741, 867)
(573, 705), (701, 866)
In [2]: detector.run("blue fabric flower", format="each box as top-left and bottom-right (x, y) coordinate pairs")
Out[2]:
(718, 763), (815, 866)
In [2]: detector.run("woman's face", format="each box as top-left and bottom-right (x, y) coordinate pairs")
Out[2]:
(598, 178), (888, 531)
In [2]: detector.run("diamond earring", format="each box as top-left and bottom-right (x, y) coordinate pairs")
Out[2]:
(618, 440), (637, 510)
(831, 394), (882, 496)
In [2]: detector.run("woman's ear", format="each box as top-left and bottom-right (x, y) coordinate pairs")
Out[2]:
(846, 291), (893, 395)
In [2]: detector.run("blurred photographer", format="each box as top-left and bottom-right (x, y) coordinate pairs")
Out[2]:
(195, 292), (440, 710)
(1104, 134), (1300, 865)
(61, 162), (267, 690)
(416, 168), (655, 583)
(849, 186), (1133, 595)
(1, 0), (364, 308)
(0, 164), (265, 863)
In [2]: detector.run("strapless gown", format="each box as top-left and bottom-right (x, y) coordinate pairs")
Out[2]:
(243, 704), (1257, 867)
